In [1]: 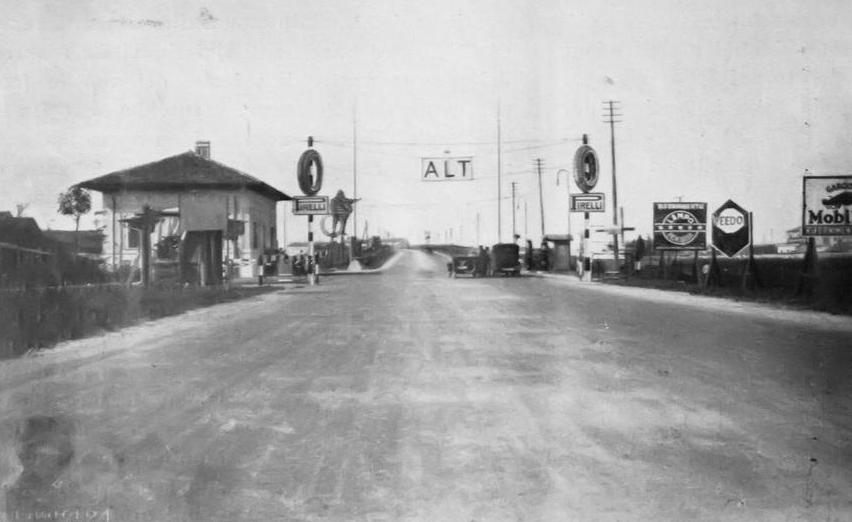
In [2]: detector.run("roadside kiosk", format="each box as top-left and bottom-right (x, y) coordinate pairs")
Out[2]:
(543, 234), (573, 272)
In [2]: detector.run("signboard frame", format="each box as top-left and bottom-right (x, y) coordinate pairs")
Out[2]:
(421, 156), (474, 181)
(711, 199), (750, 257)
(653, 202), (708, 250)
(802, 175), (852, 236)
(570, 192), (605, 213)
(292, 196), (330, 215)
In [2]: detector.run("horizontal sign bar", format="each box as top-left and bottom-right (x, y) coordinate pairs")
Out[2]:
(292, 196), (330, 215)
(570, 193), (605, 212)
(421, 156), (474, 181)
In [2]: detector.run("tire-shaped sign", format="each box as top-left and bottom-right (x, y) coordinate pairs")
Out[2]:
(319, 215), (342, 238)
(573, 145), (599, 193)
(297, 149), (323, 196)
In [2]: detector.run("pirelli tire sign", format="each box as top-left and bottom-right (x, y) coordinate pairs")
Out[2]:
(653, 202), (707, 250)
(803, 176), (852, 236)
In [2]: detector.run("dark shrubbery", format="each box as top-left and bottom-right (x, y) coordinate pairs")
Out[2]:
(0, 285), (274, 359)
(623, 254), (852, 315)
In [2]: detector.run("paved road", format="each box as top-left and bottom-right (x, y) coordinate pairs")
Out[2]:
(0, 249), (850, 521)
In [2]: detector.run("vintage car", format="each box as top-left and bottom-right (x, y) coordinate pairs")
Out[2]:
(450, 255), (479, 278)
(490, 243), (522, 276)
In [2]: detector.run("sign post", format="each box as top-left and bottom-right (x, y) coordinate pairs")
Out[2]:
(711, 199), (750, 258)
(297, 137), (325, 285)
(573, 134), (600, 282)
(798, 175), (852, 296)
(653, 202), (708, 251)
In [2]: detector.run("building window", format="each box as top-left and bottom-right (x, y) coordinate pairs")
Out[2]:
(128, 228), (140, 249)
(270, 226), (276, 248)
(252, 222), (258, 250)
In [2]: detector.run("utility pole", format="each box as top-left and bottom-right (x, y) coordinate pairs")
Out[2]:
(497, 105), (503, 243)
(603, 100), (622, 266)
(535, 158), (545, 239)
(511, 181), (517, 240)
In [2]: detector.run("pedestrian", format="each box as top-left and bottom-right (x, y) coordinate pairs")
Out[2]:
(484, 247), (492, 277)
(540, 240), (550, 272)
(477, 245), (487, 277)
(525, 240), (534, 271)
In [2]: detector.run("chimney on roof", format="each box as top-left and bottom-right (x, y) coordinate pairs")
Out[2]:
(195, 140), (211, 159)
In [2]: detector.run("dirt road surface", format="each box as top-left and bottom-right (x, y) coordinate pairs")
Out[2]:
(1, 249), (850, 521)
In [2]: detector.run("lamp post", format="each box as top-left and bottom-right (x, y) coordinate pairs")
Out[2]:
(556, 169), (572, 235)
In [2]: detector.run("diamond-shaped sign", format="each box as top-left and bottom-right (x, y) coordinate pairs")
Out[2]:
(712, 199), (750, 257)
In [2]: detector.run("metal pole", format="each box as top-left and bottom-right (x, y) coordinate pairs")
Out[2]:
(605, 100), (621, 266)
(308, 214), (315, 285)
(511, 181), (517, 240)
(536, 158), (545, 239)
(497, 106), (502, 243)
(352, 109), (358, 251)
(582, 211), (591, 282)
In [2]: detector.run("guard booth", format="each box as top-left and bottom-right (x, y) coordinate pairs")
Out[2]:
(543, 234), (573, 272)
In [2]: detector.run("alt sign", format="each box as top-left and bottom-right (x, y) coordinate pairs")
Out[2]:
(421, 156), (474, 181)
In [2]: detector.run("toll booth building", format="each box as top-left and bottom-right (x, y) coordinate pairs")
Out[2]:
(78, 142), (291, 285)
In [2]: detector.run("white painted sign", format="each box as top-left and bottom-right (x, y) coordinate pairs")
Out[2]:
(714, 207), (746, 234)
(421, 157), (474, 181)
(803, 176), (852, 236)
(292, 196), (330, 215)
(570, 193), (605, 213)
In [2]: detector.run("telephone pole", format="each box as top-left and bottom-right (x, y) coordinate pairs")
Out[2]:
(535, 158), (545, 239)
(497, 104), (503, 243)
(603, 100), (622, 265)
(511, 181), (517, 240)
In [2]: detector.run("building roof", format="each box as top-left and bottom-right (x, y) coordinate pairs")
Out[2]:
(0, 215), (47, 249)
(43, 230), (104, 255)
(78, 151), (292, 201)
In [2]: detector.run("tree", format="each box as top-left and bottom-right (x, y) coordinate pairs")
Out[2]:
(57, 185), (92, 255)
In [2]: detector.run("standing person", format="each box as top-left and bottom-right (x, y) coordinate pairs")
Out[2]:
(484, 247), (492, 277)
(525, 240), (534, 271)
(540, 240), (550, 272)
(476, 246), (487, 277)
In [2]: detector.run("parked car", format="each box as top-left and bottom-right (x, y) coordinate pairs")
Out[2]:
(450, 255), (479, 278)
(490, 243), (521, 276)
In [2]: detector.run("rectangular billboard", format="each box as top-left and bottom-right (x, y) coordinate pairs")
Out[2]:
(421, 157), (474, 181)
(292, 196), (329, 215)
(653, 202), (707, 250)
(802, 176), (852, 236)
(570, 193), (605, 212)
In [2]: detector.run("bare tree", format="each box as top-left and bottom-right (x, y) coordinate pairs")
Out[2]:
(57, 186), (92, 255)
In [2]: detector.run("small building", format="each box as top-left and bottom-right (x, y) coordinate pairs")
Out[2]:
(42, 230), (104, 260)
(78, 141), (291, 284)
(0, 213), (57, 288)
(785, 226), (852, 252)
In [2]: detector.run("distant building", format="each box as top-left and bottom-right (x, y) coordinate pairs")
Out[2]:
(42, 230), (104, 259)
(784, 226), (852, 252)
(0, 213), (56, 287)
(78, 141), (292, 284)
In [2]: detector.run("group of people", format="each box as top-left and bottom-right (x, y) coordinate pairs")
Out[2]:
(291, 251), (320, 280)
(524, 239), (550, 272)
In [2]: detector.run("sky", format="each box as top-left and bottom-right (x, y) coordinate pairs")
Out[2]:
(2, 0), (852, 248)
